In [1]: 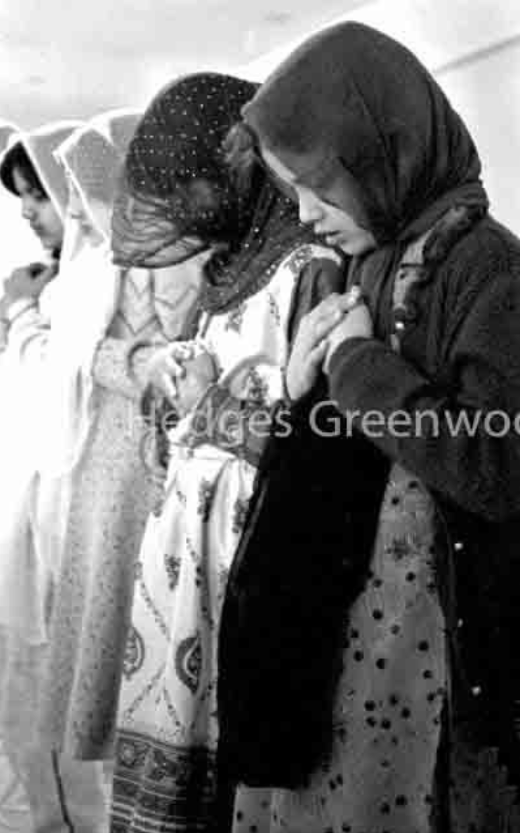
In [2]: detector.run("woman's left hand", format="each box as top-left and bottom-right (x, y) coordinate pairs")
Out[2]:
(174, 351), (218, 416)
(286, 292), (357, 401)
(324, 302), (373, 370)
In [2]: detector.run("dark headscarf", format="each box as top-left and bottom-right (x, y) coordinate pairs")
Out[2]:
(112, 72), (312, 313)
(243, 22), (488, 246)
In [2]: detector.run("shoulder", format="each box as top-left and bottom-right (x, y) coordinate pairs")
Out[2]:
(440, 218), (520, 367)
(281, 243), (348, 296)
(434, 215), (520, 329)
(444, 215), (520, 286)
(282, 245), (348, 339)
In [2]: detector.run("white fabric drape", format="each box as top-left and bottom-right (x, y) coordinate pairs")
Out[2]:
(0, 112), (140, 644)
(0, 121), (79, 645)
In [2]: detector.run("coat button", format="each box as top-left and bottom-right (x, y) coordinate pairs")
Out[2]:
(404, 300), (420, 322)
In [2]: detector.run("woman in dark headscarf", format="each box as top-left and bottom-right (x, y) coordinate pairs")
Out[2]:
(230, 21), (520, 833)
(108, 72), (360, 833)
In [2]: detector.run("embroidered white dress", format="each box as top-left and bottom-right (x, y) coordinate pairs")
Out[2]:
(111, 244), (340, 833)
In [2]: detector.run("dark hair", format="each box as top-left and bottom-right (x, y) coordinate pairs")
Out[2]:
(0, 142), (48, 199)
(223, 122), (260, 195)
(224, 121), (298, 204)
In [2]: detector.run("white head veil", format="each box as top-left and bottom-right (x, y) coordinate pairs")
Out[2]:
(1, 120), (81, 219)
(0, 121), (76, 284)
(0, 120), (82, 311)
(39, 109), (142, 479)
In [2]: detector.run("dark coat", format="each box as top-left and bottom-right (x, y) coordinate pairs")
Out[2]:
(329, 214), (520, 785)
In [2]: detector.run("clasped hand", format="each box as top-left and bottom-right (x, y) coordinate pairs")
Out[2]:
(286, 289), (373, 401)
(144, 341), (218, 416)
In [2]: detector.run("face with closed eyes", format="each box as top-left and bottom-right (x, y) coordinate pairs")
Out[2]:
(12, 166), (64, 252)
(261, 148), (376, 256)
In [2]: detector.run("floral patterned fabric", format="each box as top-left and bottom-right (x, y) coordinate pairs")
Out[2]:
(110, 244), (336, 833)
(233, 465), (446, 833)
(232, 477), (520, 833)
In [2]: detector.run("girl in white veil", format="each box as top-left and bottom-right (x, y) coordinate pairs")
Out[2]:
(0, 120), (79, 647)
(0, 111), (136, 715)
(0, 120), (116, 833)
(32, 110), (202, 769)
(0, 117), (46, 833)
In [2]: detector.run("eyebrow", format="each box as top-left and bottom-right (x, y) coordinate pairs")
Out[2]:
(266, 155), (337, 192)
(256, 155), (301, 192)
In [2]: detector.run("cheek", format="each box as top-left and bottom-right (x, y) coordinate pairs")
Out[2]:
(44, 205), (64, 234)
(330, 207), (358, 233)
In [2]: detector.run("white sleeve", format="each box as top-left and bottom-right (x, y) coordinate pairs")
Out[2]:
(5, 300), (50, 366)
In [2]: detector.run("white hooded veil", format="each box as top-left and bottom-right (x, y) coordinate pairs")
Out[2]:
(40, 109), (142, 479)
(0, 112), (140, 646)
(0, 122), (79, 646)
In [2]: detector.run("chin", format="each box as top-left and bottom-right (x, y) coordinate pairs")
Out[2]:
(341, 240), (375, 257)
(44, 239), (62, 253)
(338, 240), (357, 255)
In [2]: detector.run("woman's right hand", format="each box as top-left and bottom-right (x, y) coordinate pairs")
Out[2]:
(286, 291), (360, 401)
(142, 341), (197, 402)
(174, 351), (218, 416)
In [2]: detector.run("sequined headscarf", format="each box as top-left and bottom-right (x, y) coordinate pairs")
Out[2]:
(57, 109), (141, 241)
(112, 72), (313, 313)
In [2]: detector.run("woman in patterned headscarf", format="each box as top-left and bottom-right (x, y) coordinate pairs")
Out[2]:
(107, 71), (368, 833)
(229, 20), (520, 833)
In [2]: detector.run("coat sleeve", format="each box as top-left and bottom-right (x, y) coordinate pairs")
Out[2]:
(327, 268), (520, 521)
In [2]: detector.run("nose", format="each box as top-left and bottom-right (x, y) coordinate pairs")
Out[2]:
(298, 187), (324, 226)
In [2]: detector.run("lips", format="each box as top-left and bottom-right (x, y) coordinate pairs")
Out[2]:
(315, 226), (341, 241)
(324, 232), (344, 245)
